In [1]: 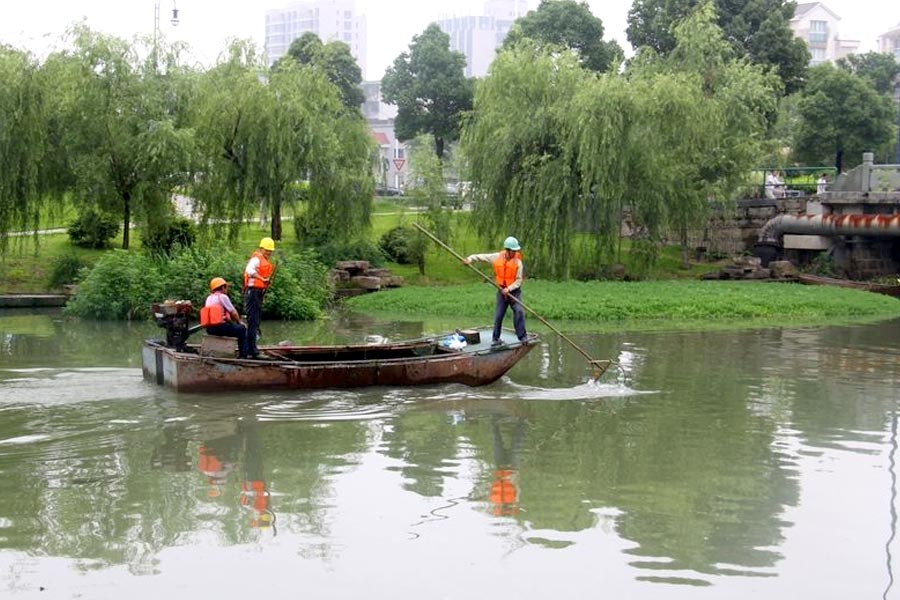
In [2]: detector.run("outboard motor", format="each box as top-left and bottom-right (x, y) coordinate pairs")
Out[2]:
(152, 300), (194, 351)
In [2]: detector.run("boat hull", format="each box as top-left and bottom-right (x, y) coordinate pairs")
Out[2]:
(142, 328), (537, 392)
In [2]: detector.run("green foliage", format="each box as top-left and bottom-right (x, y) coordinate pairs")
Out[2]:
(65, 250), (164, 320)
(347, 280), (900, 330)
(379, 226), (423, 265)
(502, 0), (622, 73)
(381, 24), (474, 159)
(807, 253), (839, 278)
(192, 43), (373, 243)
(794, 63), (897, 172)
(65, 245), (332, 321)
(836, 52), (900, 96)
(47, 253), (90, 289)
(626, 0), (808, 94)
(462, 6), (775, 278)
(140, 217), (196, 255)
(263, 250), (332, 320)
(46, 25), (196, 250)
(279, 31), (365, 109)
(0, 47), (52, 248)
(314, 238), (386, 267)
(67, 209), (120, 249)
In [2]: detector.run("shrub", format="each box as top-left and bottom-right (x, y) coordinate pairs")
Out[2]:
(314, 238), (386, 267)
(47, 254), (90, 289)
(66, 246), (333, 321)
(141, 217), (196, 255)
(67, 209), (120, 249)
(65, 251), (164, 320)
(379, 226), (423, 265)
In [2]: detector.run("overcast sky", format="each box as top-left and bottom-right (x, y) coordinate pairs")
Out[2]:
(0, 0), (897, 80)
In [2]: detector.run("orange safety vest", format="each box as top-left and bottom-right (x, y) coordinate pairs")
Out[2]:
(493, 251), (522, 288)
(243, 251), (274, 290)
(199, 303), (227, 327)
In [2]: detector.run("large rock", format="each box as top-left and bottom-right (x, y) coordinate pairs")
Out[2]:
(381, 276), (404, 288)
(350, 275), (382, 291)
(335, 261), (371, 274)
(769, 260), (798, 279)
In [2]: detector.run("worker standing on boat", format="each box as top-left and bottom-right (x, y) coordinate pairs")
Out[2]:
(463, 236), (527, 346)
(243, 237), (276, 359)
(201, 277), (250, 358)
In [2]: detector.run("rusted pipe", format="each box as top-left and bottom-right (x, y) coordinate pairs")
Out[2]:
(758, 214), (900, 244)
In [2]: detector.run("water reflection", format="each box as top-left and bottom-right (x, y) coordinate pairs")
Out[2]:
(1, 311), (899, 597)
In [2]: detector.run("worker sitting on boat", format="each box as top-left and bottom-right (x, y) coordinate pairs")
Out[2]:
(201, 277), (251, 359)
(462, 236), (527, 346)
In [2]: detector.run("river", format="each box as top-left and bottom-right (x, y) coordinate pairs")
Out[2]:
(1, 309), (899, 599)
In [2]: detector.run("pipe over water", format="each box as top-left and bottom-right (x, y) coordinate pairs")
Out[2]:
(758, 214), (900, 244)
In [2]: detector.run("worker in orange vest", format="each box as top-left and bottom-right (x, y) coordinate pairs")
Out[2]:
(463, 236), (527, 345)
(201, 277), (250, 358)
(243, 237), (276, 359)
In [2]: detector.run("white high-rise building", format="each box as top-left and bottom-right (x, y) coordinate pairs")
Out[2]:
(265, 0), (367, 74)
(437, 0), (528, 78)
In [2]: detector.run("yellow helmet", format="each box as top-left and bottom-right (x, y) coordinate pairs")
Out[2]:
(259, 237), (276, 251)
(209, 277), (228, 291)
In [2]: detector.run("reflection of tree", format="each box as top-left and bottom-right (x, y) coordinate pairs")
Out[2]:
(382, 411), (461, 498)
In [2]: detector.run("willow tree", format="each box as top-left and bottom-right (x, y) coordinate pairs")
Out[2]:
(44, 26), (196, 249)
(626, 0), (777, 267)
(0, 46), (54, 247)
(462, 1), (776, 277)
(192, 42), (373, 242)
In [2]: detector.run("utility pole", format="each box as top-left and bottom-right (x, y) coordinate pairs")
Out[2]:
(153, 1), (180, 68)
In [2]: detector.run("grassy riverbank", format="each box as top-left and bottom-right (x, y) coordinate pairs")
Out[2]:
(345, 280), (900, 332)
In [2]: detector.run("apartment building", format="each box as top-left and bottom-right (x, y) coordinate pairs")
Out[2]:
(436, 0), (527, 78)
(265, 0), (367, 74)
(877, 22), (900, 61)
(790, 2), (859, 65)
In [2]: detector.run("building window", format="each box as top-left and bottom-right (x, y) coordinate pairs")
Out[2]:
(809, 20), (827, 44)
(810, 47), (826, 64)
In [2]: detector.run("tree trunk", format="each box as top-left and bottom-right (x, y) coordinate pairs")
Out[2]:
(434, 136), (444, 160)
(270, 191), (282, 241)
(835, 148), (843, 175)
(680, 225), (690, 270)
(122, 191), (131, 250)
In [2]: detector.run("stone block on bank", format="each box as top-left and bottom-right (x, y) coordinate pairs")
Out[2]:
(350, 276), (382, 291)
(335, 261), (371, 274)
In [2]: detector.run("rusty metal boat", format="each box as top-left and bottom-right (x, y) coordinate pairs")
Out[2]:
(142, 326), (538, 393)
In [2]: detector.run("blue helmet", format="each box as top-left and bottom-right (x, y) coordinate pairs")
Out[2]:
(503, 236), (520, 251)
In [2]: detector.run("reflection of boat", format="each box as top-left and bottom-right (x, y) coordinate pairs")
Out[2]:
(142, 327), (538, 392)
(797, 274), (900, 298)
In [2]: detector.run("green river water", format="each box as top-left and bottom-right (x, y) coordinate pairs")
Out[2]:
(1, 309), (899, 599)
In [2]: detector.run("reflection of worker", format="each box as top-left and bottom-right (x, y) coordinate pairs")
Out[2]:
(198, 443), (234, 498)
(489, 418), (526, 516)
(490, 469), (519, 516)
(196, 421), (275, 533)
(241, 480), (274, 529)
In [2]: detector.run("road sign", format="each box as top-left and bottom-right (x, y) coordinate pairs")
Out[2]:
(393, 158), (406, 171)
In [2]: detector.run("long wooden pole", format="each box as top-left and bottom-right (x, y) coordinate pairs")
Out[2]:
(413, 223), (612, 378)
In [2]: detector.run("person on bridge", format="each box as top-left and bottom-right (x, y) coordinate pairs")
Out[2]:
(201, 277), (250, 358)
(243, 237), (276, 359)
(463, 236), (527, 346)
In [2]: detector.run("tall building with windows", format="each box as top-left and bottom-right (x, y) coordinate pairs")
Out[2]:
(790, 2), (859, 65)
(265, 0), (367, 74)
(877, 22), (900, 61)
(436, 0), (528, 78)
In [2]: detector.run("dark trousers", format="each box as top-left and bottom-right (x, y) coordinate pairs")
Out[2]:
(206, 322), (250, 358)
(244, 288), (265, 356)
(493, 288), (527, 342)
